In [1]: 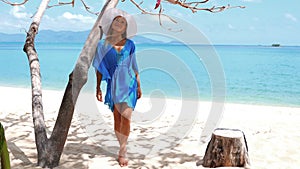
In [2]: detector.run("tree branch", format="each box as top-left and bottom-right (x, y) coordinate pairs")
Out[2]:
(0, 0), (28, 6)
(129, 0), (183, 32)
(47, 0), (74, 9)
(79, 0), (99, 15)
(130, 0), (177, 23)
(167, 0), (245, 13)
(129, 0), (244, 31)
(47, 0), (99, 15)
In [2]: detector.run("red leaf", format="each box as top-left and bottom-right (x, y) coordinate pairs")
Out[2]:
(154, 0), (161, 9)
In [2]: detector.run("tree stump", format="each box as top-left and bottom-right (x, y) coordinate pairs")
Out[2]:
(203, 128), (250, 168)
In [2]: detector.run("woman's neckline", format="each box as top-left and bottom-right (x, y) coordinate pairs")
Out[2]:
(111, 39), (128, 53)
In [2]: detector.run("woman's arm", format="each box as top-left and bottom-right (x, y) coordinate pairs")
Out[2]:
(96, 71), (103, 102)
(135, 72), (142, 99)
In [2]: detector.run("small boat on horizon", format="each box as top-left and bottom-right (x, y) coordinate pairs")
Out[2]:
(272, 44), (280, 47)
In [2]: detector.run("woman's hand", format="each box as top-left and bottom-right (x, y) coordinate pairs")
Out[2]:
(96, 89), (103, 102)
(135, 73), (142, 99)
(96, 71), (103, 102)
(137, 87), (142, 99)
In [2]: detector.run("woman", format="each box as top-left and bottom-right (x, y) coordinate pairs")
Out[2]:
(92, 8), (141, 167)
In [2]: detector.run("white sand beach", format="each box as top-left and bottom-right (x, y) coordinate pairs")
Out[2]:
(1, 86), (300, 169)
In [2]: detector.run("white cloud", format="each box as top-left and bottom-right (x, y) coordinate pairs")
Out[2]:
(252, 17), (259, 21)
(228, 24), (235, 30)
(36, 12), (96, 32)
(44, 15), (55, 22)
(62, 12), (78, 19)
(285, 13), (298, 22)
(249, 26), (255, 31)
(242, 0), (261, 2)
(0, 8), (31, 33)
(0, 19), (29, 33)
(3, 11), (100, 33)
(9, 5), (32, 19)
(62, 12), (94, 24)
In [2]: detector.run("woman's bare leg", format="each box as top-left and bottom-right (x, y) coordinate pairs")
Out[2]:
(113, 106), (122, 145)
(114, 103), (132, 167)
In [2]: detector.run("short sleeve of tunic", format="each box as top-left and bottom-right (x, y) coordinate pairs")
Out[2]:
(131, 44), (139, 73)
(92, 40), (111, 80)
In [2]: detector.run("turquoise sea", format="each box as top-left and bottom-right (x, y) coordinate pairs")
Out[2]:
(0, 42), (299, 107)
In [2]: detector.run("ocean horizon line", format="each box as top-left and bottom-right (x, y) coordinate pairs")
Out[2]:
(1, 41), (300, 48)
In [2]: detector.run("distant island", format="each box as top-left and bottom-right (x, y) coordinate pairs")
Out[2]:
(0, 30), (166, 44)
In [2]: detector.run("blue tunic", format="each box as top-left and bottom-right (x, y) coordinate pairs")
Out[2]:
(92, 39), (139, 112)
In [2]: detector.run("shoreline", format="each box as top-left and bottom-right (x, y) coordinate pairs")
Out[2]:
(1, 85), (299, 109)
(1, 85), (300, 168)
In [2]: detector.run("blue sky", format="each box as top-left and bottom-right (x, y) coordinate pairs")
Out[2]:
(0, 0), (299, 45)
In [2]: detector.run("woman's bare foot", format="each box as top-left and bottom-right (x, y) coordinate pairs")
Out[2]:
(118, 155), (128, 167)
(118, 148), (128, 167)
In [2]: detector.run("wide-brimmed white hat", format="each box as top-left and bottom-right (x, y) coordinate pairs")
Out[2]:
(100, 8), (137, 38)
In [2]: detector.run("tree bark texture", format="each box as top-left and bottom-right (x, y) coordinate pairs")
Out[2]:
(22, 0), (51, 167)
(203, 128), (250, 168)
(22, 0), (119, 168)
(46, 0), (118, 167)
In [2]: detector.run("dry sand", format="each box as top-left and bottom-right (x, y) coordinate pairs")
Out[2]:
(1, 86), (300, 169)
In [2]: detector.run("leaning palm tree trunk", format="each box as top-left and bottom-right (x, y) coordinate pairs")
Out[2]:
(22, 0), (51, 166)
(22, 0), (119, 167)
(47, 0), (118, 166)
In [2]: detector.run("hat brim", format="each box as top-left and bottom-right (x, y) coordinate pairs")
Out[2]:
(100, 8), (137, 38)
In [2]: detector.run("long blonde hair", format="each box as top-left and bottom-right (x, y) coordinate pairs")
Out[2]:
(105, 16), (128, 46)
